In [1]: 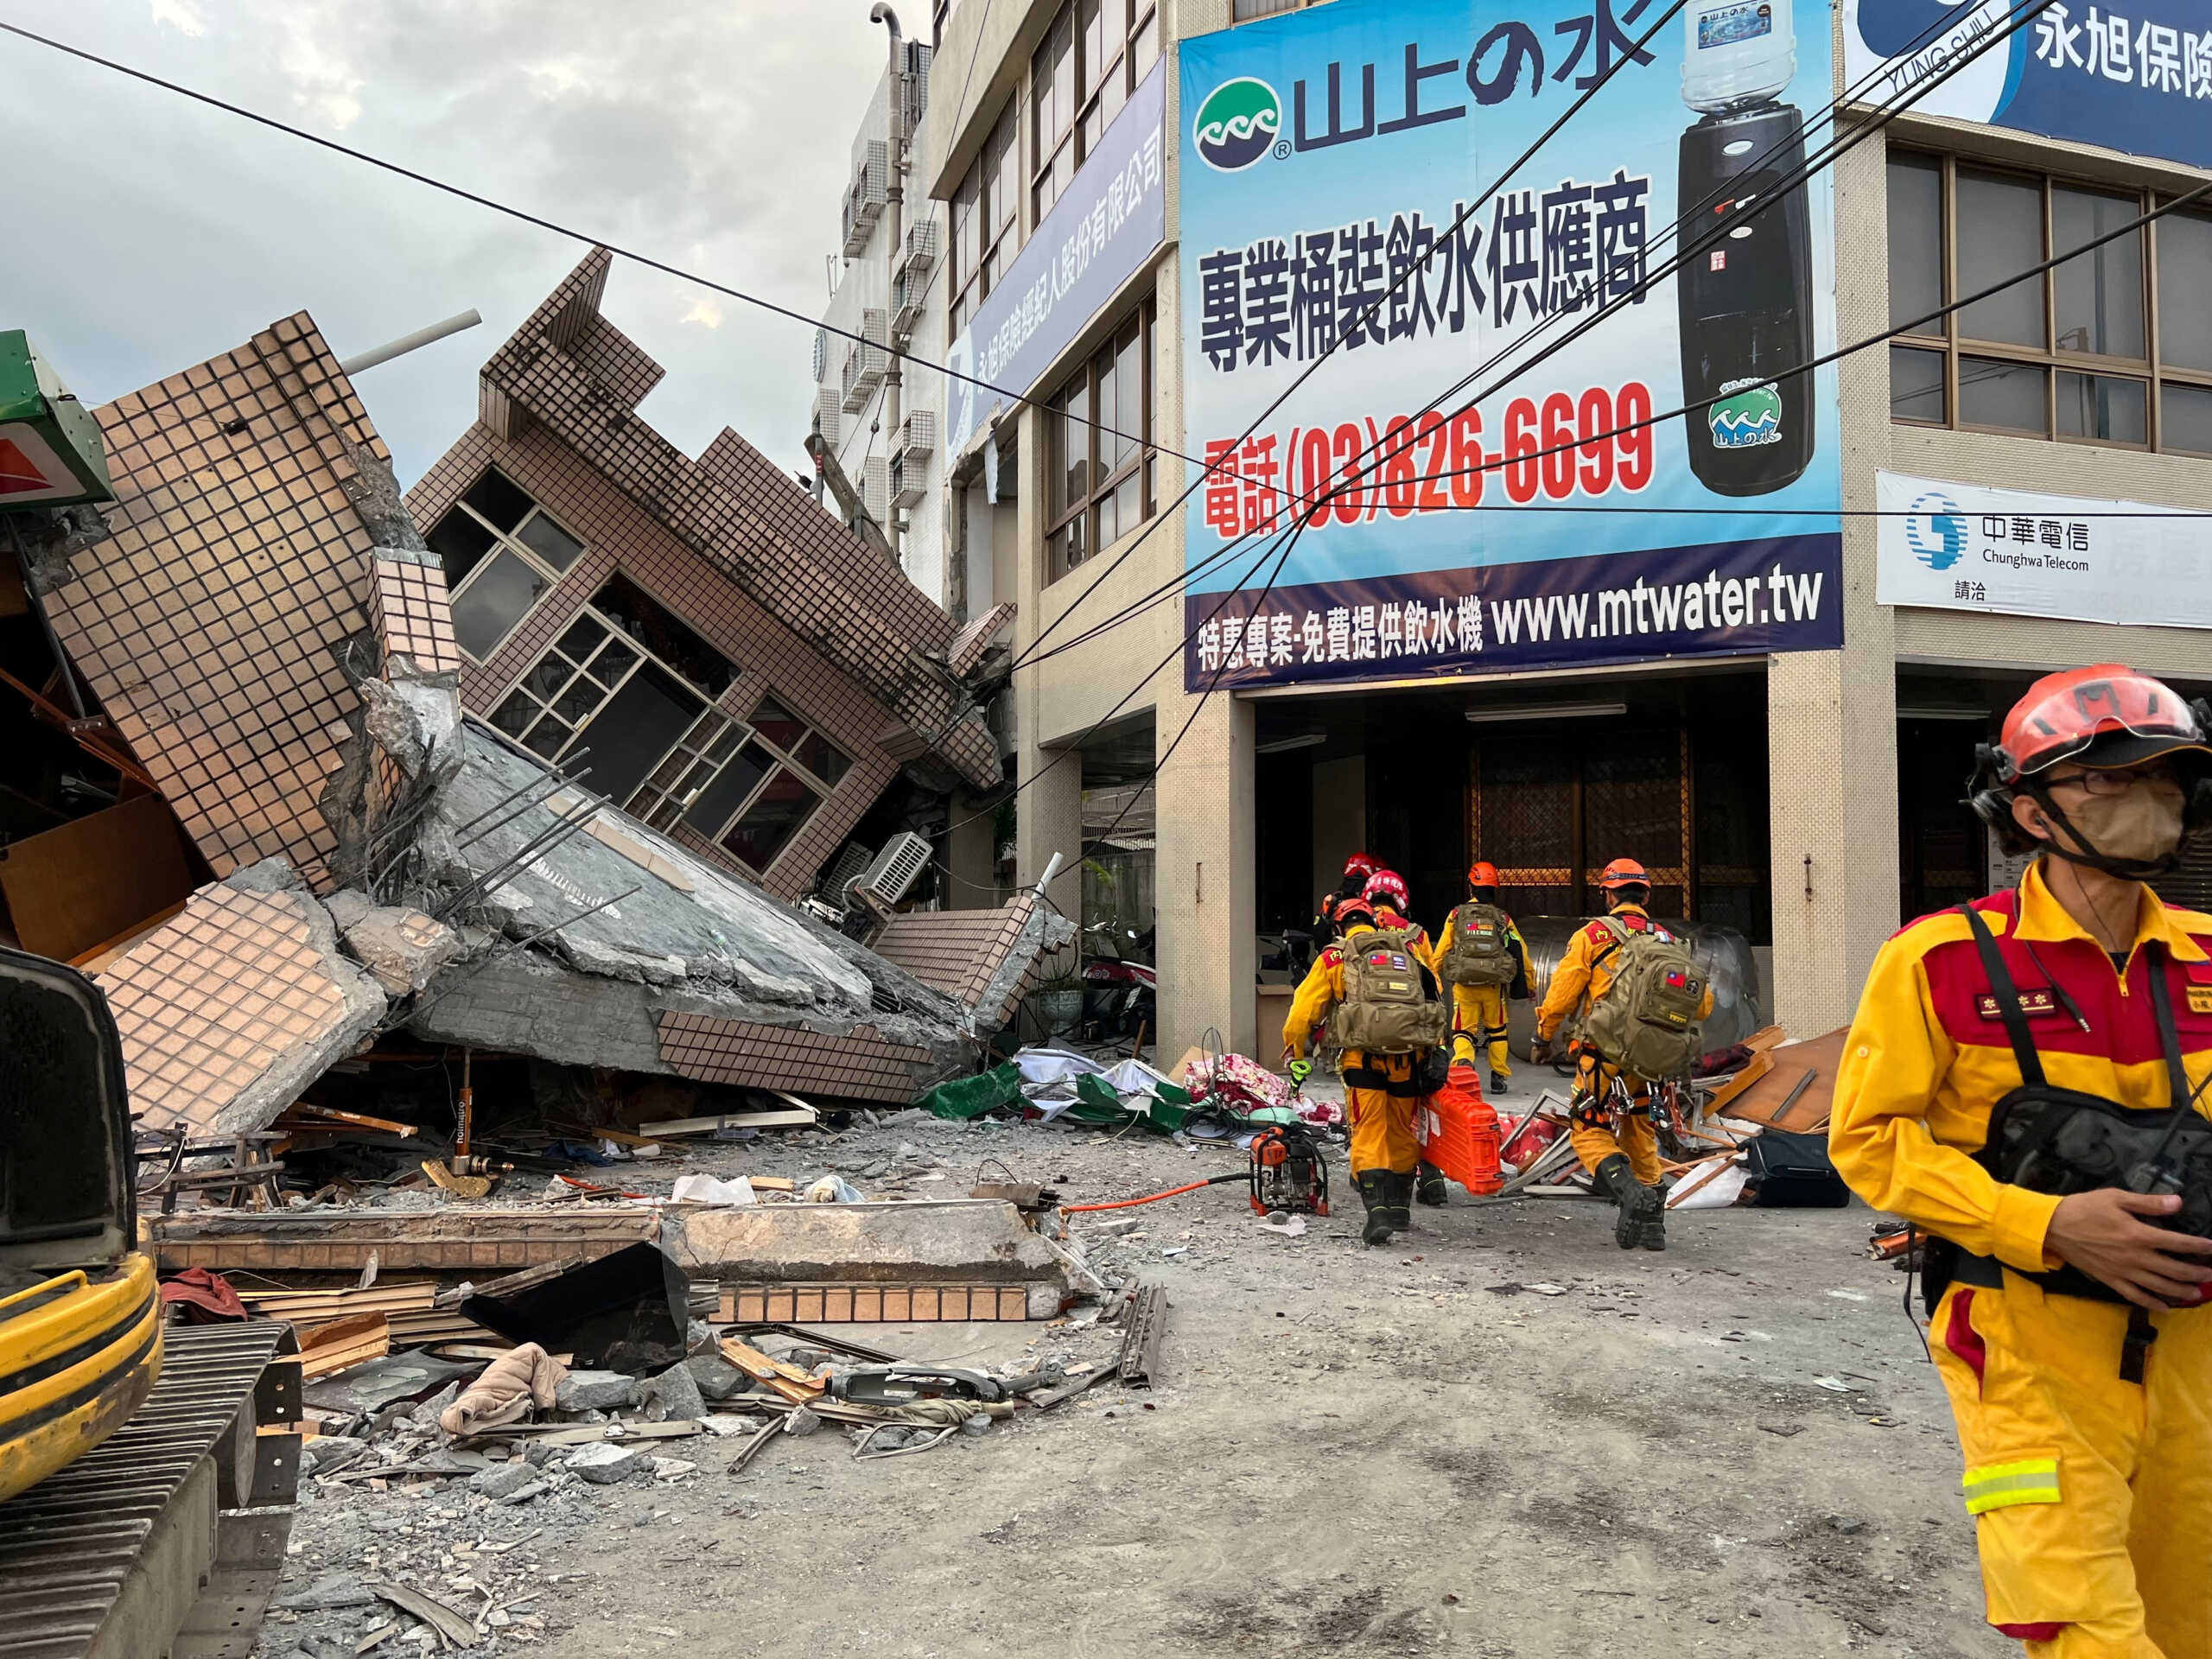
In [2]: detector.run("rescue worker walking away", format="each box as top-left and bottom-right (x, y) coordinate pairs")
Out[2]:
(1435, 861), (1532, 1097)
(1315, 853), (1380, 940)
(1830, 665), (2212, 1657)
(1283, 896), (1451, 1246)
(1363, 868), (1453, 1205)
(1533, 858), (1713, 1251)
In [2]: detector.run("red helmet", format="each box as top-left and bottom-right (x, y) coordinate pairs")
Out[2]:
(1467, 860), (1499, 887)
(1363, 870), (1409, 912)
(1990, 665), (2211, 781)
(1599, 857), (1649, 891)
(1343, 852), (1380, 881)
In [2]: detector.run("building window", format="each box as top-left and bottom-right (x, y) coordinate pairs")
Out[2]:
(426, 468), (588, 662)
(626, 691), (852, 876)
(1886, 149), (2212, 453)
(1033, 0), (1159, 223)
(950, 101), (1020, 343)
(1046, 301), (1157, 580)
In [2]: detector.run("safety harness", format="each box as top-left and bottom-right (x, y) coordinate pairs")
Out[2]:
(1928, 904), (2212, 1382)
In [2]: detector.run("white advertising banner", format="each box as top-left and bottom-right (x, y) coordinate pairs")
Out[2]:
(1875, 470), (2212, 631)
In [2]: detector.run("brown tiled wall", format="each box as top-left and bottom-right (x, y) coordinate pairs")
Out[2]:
(49, 315), (384, 884)
(368, 553), (462, 675)
(655, 1009), (931, 1103)
(869, 891), (1039, 1020)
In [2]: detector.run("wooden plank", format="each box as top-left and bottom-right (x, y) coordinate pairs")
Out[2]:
(1, 793), (194, 962)
(298, 1313), (390, 1380)
(1715, 1027), (1848, 1133)
(635, 1109), (817, 1137)
(716, 1338), (823, 1405)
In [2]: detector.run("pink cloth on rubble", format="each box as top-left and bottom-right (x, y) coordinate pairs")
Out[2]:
(1185, 1052), (1293, 1111)
(439, 1342), (567, 1437)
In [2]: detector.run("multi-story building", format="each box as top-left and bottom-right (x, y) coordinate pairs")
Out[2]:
(925, 0), (2212, 1059)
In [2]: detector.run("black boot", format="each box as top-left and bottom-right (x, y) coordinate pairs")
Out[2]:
(1490, 1071), (1510, 1096)
(1636, 1187), (1669, 1251)
(1414, 1160), (1448, 1206)
(1594, 1154), (1644, 1251)
(1357, 1171), (1395, 1246)
(1382, 1171), (1416, 1236)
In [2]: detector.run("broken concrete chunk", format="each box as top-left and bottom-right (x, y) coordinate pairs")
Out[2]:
(660, 1198), (1068, 1291)
(554, 1370), (640, 1413)
(782, 1407), (822, 1438)
(684, 1353), (751, 1401)
(331, 896), (463, 997)
(565, 1441), (652, 1484)
(640, 1361), (708, 1424)
(467, 1461), (539, 1499)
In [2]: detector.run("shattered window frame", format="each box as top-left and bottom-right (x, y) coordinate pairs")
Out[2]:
(429, 469), (590, 664)
(632, 689), (851, 877)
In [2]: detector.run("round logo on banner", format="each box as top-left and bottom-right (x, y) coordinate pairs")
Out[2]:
(1852, 0), (1982, 55)
(1904, 491), (1967, 569)
(1193, 77), (1282, 172)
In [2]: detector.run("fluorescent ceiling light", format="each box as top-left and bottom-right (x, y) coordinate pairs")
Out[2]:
(1255, 732), (1328, 754)
(1465, 701), (1627, 724)
(1897, 705), (1990, 721)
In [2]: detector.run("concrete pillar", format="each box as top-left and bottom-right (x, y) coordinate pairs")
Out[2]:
(1155, 690), (1257, 1058)
(1311, 753), (1366, 905)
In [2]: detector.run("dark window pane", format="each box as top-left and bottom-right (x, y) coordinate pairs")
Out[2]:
(2056, 372), (2146, 443)
(750, 696), (807, 751)
(463, 468), (535, 532)
(491, 692), (537, 737)
(1958, 356), (2046, 433)
(686, 741), (776, 836)
(1890, 346), (1946, 422)
(451, 550), (550, 660)
(588, 575), (736, 698)
(522, 658), (570, 701)
(551, 681), (603, 725)
(721, 768), (817, 872)
(524, 714), (570, 759)
(1957, 170), (2045, 346)
(577, 663), (705, 805)
(1886, 154), (1943, 334)
(2053, 187), (2144, 359)
(2158, 211), (2212, 371)
(587, 639), (638, 686)
(518, 512), (586, 571)
(558, 618), (605, 661)
(427, 508), (496, 588)
(796, 729), (850, 787)
(2164, 383), (2212, 454)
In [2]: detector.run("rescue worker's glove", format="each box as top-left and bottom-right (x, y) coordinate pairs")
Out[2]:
(1529, 1037), (1553, 1066)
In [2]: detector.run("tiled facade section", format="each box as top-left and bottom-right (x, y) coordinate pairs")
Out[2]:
(721, 1284), (1035, 1323)
(654, 1009), (931, 1104)
(946, 602), (1016, 677)
(47, 315), (382, 883)
(407, 418), (904, 899)
(368, 553), (461, 675)
(97, 883), (351, 1135)
(405, 247), (996, 791)
(869, 891), (1042, 1024)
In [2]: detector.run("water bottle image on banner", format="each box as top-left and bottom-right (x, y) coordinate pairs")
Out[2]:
(1676, 0), (1816, 496)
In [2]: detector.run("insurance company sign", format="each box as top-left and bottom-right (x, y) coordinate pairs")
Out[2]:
(1177, 0), (1844, 690)
(944, 63), (1166, 455)
(1875, 469), (2212, 630)
(1843, 1), (2212, 169)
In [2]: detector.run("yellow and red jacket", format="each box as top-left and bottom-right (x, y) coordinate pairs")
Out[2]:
(1830, 861), (2212, 1273)
(1535, 904), (1713, 1040)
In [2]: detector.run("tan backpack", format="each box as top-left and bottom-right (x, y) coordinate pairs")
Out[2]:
(1580, 917), (1707, 1080)
(1332, 928), (1451, 1056)
(1438, 902), (1517, 987)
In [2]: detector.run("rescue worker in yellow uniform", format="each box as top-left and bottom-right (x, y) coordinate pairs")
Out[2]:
(1830, 665), (2212, 1658)
(1362, 868), (1455, 1207)
(1283, 896), (1446, 1246)
(1314, 852), (1380, 943)
(1434, 860), (1533, 1097)
(1533, 858), (1710, 1250)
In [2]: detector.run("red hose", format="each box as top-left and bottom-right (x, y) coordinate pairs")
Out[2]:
(1060, 1174), (1242, 1214)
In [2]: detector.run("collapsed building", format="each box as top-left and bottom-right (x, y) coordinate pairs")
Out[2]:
(0, 257), (1061, 1145)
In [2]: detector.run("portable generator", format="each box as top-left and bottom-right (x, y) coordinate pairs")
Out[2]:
(1249, 1122), (1331, 1217)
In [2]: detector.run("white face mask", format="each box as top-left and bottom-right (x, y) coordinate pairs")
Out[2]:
(2056, 774), (2187, 865)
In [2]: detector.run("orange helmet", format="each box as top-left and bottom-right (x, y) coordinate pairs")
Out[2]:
(1599, 857), (1649, 891)
(1333, 898), (1376, 931)
(1467, 860), (1499, 887)
(1362, 870), (1409, 913)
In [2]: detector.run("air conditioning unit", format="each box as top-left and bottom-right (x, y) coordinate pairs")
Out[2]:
(810, 387), (842, 448)
(862, 456), (891, 524)
(852, 830), (931, 918)
(822, 841), (874, 905)
(890, 456), (925, 510)
(841, 141), (888, 257)
(890, 268), (925, 339)
(899, 409), (936, 461)
(899, 220), (939, 281)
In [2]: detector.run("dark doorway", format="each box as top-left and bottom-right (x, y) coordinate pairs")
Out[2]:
(1897, 715), (1986, 924)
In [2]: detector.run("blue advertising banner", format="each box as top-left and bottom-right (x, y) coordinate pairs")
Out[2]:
(945, 63), (1166, 454)
(1845, 1), (2212, 169)
(1177, 0), (1843, 690)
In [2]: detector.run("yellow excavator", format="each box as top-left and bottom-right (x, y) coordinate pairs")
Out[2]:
(0, 944), (300, 1656)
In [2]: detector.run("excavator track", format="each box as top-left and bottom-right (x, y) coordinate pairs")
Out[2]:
(0, 1320), (302, 1659)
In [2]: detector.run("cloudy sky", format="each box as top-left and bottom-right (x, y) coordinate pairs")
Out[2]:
(1, 0), (893, 486)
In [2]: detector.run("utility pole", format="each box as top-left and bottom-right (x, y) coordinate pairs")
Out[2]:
(872, 3), (906, 567)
